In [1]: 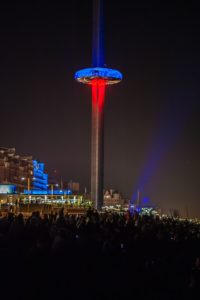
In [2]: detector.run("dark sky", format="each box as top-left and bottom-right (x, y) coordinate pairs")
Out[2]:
(0, 0), (200, 217)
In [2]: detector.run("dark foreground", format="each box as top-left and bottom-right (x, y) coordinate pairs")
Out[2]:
(0, 209), (200, 300)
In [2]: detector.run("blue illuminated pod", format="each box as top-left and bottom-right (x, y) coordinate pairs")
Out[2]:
(75, 67), (122, 85)
(74, 0), (122, 85)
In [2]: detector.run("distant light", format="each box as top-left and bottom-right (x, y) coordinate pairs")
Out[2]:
(66, 189), (72, 195)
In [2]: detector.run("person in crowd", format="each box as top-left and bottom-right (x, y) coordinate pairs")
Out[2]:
(0, 209), (200, 299)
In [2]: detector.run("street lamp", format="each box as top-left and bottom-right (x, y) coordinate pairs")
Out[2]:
(49, 183), (59, 200)
(21, 177), (36, 202)
(21, 177), (31, 194)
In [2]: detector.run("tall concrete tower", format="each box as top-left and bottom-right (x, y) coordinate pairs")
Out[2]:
(75, 0), (122, 210)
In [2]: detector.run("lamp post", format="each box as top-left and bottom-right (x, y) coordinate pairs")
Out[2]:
(21, 177), (30, 193)
(51, 184), (54, 200)
(50, 183), (59, 200)
(21, 177), (35, 202)
(27, 177), (31, 195)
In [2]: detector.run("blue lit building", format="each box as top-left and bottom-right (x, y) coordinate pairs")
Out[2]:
(32, 160), (48, 190)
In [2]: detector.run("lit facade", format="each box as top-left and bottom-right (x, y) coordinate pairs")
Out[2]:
(103, 189), (125, 207)
(0, 184), (16, 194)
(32, 160), (48, 190)
(0, 147), (48, 191)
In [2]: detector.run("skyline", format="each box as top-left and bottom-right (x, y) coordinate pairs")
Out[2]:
(0, 1), (200, 217)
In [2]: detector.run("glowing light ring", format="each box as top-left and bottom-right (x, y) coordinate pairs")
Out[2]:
(75, 67), (122, 85)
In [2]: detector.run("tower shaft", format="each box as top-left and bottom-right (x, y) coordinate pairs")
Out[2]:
(91, 0), (105, 210)
(91, 79), (105, 210)
(92, 0), (104, 67)
(75, 0), (122, 210)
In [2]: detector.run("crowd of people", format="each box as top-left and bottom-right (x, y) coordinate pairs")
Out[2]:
(0, 208), (200, 299)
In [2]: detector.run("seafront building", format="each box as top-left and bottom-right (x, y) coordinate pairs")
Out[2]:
(0, 147), (48, 191)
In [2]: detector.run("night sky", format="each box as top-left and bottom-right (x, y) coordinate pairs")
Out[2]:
(0, 1), (200, 217)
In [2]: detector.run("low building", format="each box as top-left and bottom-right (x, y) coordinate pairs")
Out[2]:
(103, 189), (125, 207)
(68, 181), (80, 193)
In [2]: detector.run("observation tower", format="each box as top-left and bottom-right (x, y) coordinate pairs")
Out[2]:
(75, 0), (122, 210)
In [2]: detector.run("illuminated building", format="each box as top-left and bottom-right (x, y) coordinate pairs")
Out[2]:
(0, 147), (48, 191)
(75, 0), (122, 210)
(0, 184), (16, 194)
(68, 181), (80, 193)
(32, 160), (48, 190)
(103, 189), (126, 207)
